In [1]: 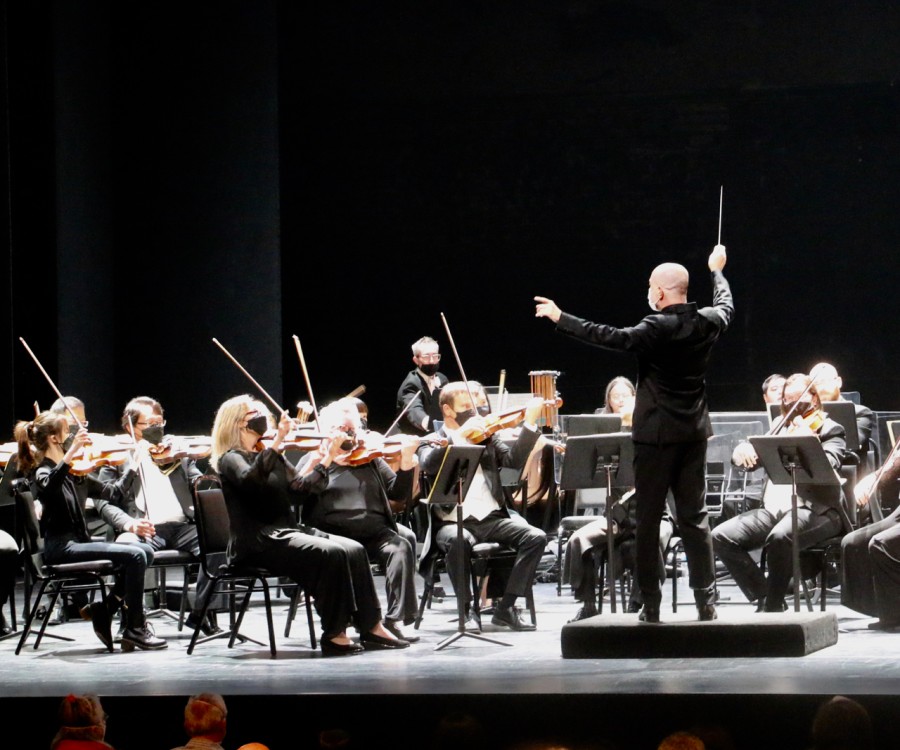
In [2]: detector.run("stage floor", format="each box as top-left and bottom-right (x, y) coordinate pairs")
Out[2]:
(3, 572), (900, 748)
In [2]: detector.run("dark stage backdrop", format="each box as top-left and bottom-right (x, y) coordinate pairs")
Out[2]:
(3, 1), (900, 437)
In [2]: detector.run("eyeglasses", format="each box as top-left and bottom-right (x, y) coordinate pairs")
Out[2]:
(136, 420), (165, 428)
(418, 353), (441, 362)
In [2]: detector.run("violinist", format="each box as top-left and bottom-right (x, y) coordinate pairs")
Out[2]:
(211, 395), (410, 655)
(97, 397), (221, 636)
(810, 361), (875, 469)
(711, 373), (852, 612)
(417, 382), (548, 632)
(293, 398), (422, 643)
(393, 336), (448, 436)
(13, 411), (166, 651)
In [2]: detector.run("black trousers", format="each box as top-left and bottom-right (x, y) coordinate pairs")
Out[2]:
(842, 506), (900, 620)
(241, 528), (382, 639)
(435, 510), (546, 608)
(633, 440), (714, 604)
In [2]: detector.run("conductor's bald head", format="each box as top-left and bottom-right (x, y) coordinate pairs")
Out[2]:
(648, 263), (689, 310)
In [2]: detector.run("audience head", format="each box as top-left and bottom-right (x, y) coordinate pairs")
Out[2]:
(183, 692), (227, 742)
(810, 695), (872, 750)
(238, 744), (271, 750)
(657, 731), (705, 750)
(319, 728), (352, 748)
(51, 693), (110, 748)
(430, 711), (487, 750)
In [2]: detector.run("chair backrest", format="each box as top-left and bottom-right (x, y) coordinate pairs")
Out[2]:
(192, 478), (231, 558)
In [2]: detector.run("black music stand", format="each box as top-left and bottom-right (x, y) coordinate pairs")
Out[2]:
(423, 444), (511, 651)
(565, 414), (622, 437)
(749, 434), (841, 613)
(559, 433), (634, 613)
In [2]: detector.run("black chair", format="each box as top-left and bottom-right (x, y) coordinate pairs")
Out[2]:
(188, 476), (315, 657)
(144, 548), (198, 631)
(12, 480), (117, 654)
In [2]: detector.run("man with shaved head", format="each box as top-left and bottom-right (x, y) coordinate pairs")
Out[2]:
(535, 243), (732, 622)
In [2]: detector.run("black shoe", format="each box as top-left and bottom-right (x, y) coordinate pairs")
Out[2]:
(186, 613), (223, 637)
(638, 606), (661, 623)
(360, 631), (410, 650)
(567, 605), (597, 623)
(626, 600), (642, 614)
(320, 638), (364, 657)
(763, 598), (788, 613)
(384, 620), (420, 644)
(491, 605), (536, 632)
(868, 618), (900, 631)
(697, 604), (718, 622)
(80, 602), (114, 651)
(120, 623), (168, 651)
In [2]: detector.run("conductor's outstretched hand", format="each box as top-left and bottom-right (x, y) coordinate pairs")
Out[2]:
(534, 296), (562, 323)
(708, 244), (727, 272)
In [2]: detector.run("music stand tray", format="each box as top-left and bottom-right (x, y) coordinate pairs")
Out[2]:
(564, 414), (623, 438)
(422, 444), (511, 650)
(749, 434), (840, 612)
(559, 433), (634, 612)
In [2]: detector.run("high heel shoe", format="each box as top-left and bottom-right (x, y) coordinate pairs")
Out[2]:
(320, 638), (364, 657)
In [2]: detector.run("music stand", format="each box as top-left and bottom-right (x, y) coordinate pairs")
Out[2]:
(749, 434), (841, 613)
(422, 444), (511, 651)
(822, 401), (861, 454)
(559, 433), (634, 613)
(564, 414), (622, 437)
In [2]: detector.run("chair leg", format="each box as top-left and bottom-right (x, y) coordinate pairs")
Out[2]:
(414, 577), (434, 630)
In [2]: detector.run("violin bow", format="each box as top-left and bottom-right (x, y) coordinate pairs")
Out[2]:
(19, 337), (86, 429)
(440, 312), (480, 411)
(292, 335), (322, 431)
(498, 369), (507, 413)
(345, 385), (366, 399)
(211, 338), (289, 419)
(384, 391), (422, 437)
(126, 414), (153, 524)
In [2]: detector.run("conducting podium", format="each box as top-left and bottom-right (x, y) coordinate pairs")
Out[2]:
(558, 432), (634, 613)
(422, 443), (513, 651)
(749, 434), (842, 612)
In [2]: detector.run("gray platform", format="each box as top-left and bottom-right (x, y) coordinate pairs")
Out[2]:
(561, 610), (839, 658)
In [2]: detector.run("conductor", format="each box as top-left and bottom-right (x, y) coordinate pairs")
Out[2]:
(535, 244), (732, 622)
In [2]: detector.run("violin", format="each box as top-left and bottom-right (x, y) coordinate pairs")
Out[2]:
(68, 434), (134, 477)
(0, 442), (16, 469)
(343, 432), (447, 468)
(148, 436), (213, 465)
(460, 398), (564, 444)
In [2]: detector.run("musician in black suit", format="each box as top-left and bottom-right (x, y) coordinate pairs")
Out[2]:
(417, 382), (547, 631)
(394, 336), (449, 436)
(535, 243), (732, 622)
(712, 374), (852, 611)
(811, 361), (875, 468)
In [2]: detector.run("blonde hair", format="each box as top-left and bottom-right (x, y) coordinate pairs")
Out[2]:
(210, 395), (262, 472)
(318, 398), (362, 432)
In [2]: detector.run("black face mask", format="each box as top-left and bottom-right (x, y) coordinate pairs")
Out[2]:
(782, 400), (813, 418)
(62, 433), (75, 452)
(477, 404), (492, 417)
(339, 429), (357, 452)
(142, 425), (165, 445)
(359, 418), (369, 432)
(419, 363), (439, 377)
(246, 415), (269, 436)
(453, 408), (476, 427)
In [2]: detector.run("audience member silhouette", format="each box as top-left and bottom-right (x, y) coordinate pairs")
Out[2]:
(170, 693), (228, 750)
(50, 693), (114, 750)
(809, 695), (873, 750)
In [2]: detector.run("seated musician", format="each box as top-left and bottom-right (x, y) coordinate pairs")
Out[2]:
(727, 373), (785, 518)
(565, 376), (674, 621)
(211, 395), (409, 655)
(711, 373), (852, 611)
(811, 361), (875, 473)
(97, 396), (221, 636)
(293, 398), (422, 643)
(841, 453), (900, 629)
(14, 411), (166, 650)
(417, 382), (547, 632)
(0, 520), (15, 636)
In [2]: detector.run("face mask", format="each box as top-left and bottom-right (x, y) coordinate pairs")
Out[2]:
(453, 408), (476, 427)
(62, 434), (75, 452)
(142, 425), (165, 445)
(783, 400), (813, 418)
(648, 287), (659, 312)
(477, 404), (491, 417)
(246, 415), (269, 436)
(359, 418), (369, 431)
(419, 363), (439, 377)
(339, 429), (357, 452)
